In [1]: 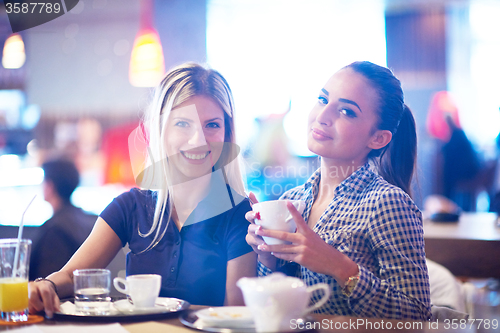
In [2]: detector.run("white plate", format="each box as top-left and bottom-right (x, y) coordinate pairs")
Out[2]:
(113, 298), (182, 314)
(180, 310), (314, 332)
(195, 306), (254, 328)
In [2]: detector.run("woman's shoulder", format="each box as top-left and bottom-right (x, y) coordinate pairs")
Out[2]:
(100, 189), (156, 248)
(104, 188), (156, 214)
(365, 174), (413, 200)
(116, 187), (154, 201)
(363, 175), (422, 220)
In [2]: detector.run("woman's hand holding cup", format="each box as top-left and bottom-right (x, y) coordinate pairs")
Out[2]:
(245, 193), (277, 269)
(252, 200), (306, 245)
(245, 193), (306, 269)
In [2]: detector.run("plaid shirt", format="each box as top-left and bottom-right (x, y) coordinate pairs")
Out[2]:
(258, 163), (432, 321)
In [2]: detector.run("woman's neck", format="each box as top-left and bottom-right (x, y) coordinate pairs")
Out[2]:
(170, 173), (211, 229)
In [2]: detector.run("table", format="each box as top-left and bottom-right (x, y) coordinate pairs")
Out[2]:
(1, 308), (468, 333)
(126, 313), (439, 333)
(423, 212), (500, 279)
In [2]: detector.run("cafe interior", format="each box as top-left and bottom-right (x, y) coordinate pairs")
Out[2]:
(1, 0), (500, 330)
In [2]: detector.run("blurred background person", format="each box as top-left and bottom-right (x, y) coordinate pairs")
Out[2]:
(427, 91), (483, 211)
(441, 113), (481, 210)
(29, 158), (97, 280)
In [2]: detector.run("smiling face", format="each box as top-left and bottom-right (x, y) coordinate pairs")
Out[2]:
(164, 95), (226, 180)
(307, 68), (392, 167)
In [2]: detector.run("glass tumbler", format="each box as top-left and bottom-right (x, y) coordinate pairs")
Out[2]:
(73, 268), (111, 315)
(0, 239), (31, 322)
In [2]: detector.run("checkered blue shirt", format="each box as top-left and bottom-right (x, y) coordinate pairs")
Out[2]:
(258, 163), (432, 321)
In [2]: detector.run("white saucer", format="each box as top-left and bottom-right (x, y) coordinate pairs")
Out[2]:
(195, 306), (254, 328)
(113, 298), (182, 314)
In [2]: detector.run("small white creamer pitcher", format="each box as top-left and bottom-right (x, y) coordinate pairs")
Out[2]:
(237, 273), (330, 332)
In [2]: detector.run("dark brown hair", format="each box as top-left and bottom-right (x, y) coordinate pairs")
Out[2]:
(42, 159), (80, 201)
(346, 61), (417, 197)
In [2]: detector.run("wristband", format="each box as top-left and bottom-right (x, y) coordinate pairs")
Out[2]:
(34, 277), (59, 296)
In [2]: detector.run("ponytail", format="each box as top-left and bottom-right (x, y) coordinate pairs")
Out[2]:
(346, 61), (416, 197)
(378, 105), (417, 197)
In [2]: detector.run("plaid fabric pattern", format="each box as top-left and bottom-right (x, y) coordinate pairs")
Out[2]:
(258, 163), (431, 320)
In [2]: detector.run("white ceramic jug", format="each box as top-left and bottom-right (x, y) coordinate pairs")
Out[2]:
(237, 273), (330, 332)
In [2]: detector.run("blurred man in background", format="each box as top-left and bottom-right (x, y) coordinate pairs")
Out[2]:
(29, 159), (97, 280)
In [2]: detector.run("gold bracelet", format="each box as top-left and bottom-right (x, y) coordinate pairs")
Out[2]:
(34, 277), (58, 296)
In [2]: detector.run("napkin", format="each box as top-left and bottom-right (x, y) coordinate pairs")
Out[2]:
(59, 301), (78, 315)
(59, 301), (118, 315)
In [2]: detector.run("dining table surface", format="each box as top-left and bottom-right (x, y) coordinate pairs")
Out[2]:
(3, 212), (499, 332)
(423, 212), (500, 279)
(0, 305), (476, 333)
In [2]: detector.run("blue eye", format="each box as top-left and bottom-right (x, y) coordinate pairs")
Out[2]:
(206, 122), (221, 129)
(318, 96), (328, 105)
(175, 121), (189, 127)
(340, 108), (357, 118)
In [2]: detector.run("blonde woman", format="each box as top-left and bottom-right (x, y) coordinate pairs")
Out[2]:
(29, 63), (256, 317)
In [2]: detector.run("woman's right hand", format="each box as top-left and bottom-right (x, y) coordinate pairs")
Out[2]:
(245, 192), (277, 270)
(27, 218), (122, 318)
(29, 279), (60, 319)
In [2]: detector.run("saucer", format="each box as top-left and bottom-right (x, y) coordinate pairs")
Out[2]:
(113, 298), (182, 314)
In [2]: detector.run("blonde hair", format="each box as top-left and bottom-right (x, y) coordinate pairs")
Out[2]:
(138, 63), (245, 251)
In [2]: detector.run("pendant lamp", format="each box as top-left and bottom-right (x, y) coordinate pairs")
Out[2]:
(129, 0), (165, 87)
(2, 33), (26, 69)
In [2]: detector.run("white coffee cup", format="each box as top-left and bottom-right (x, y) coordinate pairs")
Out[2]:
(237, 273), (330, 332)
(113, 274), (161, 308)
(252, 200), (306, 245)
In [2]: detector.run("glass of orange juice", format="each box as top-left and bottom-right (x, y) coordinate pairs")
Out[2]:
(0, 239), (31, 322)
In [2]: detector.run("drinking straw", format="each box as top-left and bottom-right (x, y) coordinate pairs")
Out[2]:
(12, 194), (36, 278)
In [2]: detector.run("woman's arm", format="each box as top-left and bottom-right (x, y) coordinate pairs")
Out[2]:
(224, 251), (257, 305)
(256, 193), (432, 320)
(29, 217), (122, 317)
(347, 189), (431, 320)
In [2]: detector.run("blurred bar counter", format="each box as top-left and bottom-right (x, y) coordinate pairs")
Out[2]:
(424, 212), (500, 279)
